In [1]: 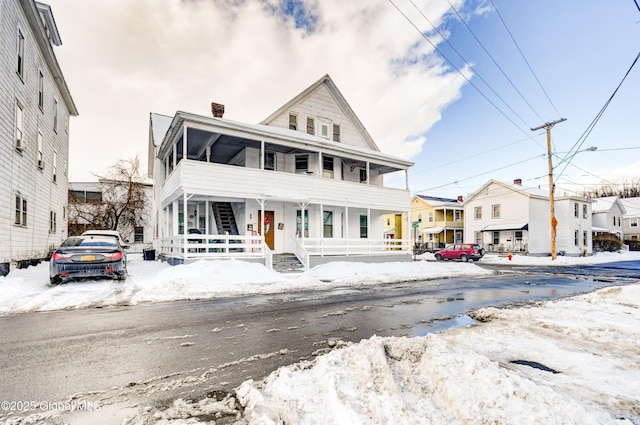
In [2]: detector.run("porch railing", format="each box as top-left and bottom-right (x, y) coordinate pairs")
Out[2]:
(294, 237), (410, 270)
(159, 234), (272, 268)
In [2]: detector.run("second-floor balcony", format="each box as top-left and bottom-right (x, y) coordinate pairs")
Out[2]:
(161, 159), (410, 211)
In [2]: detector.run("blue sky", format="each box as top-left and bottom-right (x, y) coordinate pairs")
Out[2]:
(406, 0), (640, 197)
(48, 0), (639, 198)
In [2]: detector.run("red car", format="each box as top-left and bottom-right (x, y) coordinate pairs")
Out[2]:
(434, 243), (485, 262)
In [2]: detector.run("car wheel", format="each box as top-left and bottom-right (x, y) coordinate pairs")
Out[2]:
(460, 254), (468, 262)
(50, 277), (60, 285)
(435, 253), (442, 261)
(479, 248), (485, 256)
(473, 258), (480, 262)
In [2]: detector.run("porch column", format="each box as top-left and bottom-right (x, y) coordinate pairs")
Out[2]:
(183, 192), (188, 258)
(297, 202), (309, 238)
(205, 200), (210, 234)
(260, 140), (265, 169)
(318, 153), (322, 178)
(172, 201), (179, 237)
(182, 126), (187, 163)
(366, 161), (370, 184)
(345, 206), (349, 239)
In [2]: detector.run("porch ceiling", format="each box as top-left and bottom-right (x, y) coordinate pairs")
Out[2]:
(482, 223), (528, 232)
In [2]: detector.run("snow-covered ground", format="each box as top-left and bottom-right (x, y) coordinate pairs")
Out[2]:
(1, 250), (638, 316)
(2, 251), (639, 424)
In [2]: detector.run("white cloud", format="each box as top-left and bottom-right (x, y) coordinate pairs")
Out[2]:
(48, 0), (469, 180)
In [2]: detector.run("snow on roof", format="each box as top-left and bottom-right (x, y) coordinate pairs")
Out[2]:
(592, 196), (620, 213)
(620, 197), (640, 217)
(150, 113), (173, 147)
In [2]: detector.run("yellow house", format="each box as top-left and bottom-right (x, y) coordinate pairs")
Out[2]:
(383, 212), (408, 245)
(411, 195), (464, 251)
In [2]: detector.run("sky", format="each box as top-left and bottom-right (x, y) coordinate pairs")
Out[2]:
(1, 251), (639, 423)
(46, 0), (640, 198)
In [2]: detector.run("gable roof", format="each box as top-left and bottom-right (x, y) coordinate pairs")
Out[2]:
(260, 74), (380, 151)
(465, 179), (549, 203)
(413, 194), (462, 208)
(592, 196), (627, 214)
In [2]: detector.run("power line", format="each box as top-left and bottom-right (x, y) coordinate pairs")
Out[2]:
(386, 0), (541, 143)
(489, 0), (562, 118)
(406, 0), (532, 128)
(445, 0), (545, 123)
(413, 154), (543, 193)
(555, 50), (640, 181)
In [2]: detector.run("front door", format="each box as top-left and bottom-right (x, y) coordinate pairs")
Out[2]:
(258, 211), (275, 250)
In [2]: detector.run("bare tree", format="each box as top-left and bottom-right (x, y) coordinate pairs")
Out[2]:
(69, 156), (149, 239)
(580, 177), (640, 199)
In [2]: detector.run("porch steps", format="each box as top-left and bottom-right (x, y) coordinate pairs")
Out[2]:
(272, 254), (305, 273)
(213, 202), (239, 235)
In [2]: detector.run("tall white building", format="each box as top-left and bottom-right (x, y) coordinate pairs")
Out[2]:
(0, 0), (78, 275)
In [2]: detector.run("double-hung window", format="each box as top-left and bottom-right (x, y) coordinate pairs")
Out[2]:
(306, 117), (315, 135)
(289, 113), (297, 130)
(49, 211), (57, 233)
(15, 101), (24, 150)
(295, 155), (308, 173)
(38, 71), (44, 111)
(17, 29), (24, 78)
(474, 206), (482, 220)
(37, 130), (44, 169)
(15, 195), (27, 226)
(492, 204), (500, 219)
(360, 215), (368, 238)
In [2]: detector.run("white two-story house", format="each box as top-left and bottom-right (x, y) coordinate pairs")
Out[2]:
(620, 197), (640, 244)
(148, 75), (413, 269)
(591, 196), (625, 240)
(464, 179), (594, 256)
(0, 0), (77, 276)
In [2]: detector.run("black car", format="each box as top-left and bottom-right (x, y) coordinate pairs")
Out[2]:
(49, 235), (127, 284)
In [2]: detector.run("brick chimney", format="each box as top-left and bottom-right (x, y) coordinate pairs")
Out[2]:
(211, 102), (225, 118)
(513, 178), (522, 185)
(457, 195), (463, 202)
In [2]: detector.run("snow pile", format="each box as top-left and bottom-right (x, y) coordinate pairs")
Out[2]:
(233, 284), (640, 424)
(0, 255), (493, 315)
(120, 283), (640, 424)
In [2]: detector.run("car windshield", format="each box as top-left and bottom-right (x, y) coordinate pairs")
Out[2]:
(61, 237), (118, 248)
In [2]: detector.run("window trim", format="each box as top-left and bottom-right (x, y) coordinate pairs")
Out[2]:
(306, 116), (315, 135)
(15, 100), (24, 151)
(37, 130), (44, 169)
(15, 194), (27, 226)
(38, 70), (44, 111)
(492, 204), (500, 219)
(332, 124), (341, 142)
(359, 215), (368, 239)
(49, 211), (57, 233)
(288, 113), (297, 131)
(17, 28), (25, 79)
(474, 206), (482, 220)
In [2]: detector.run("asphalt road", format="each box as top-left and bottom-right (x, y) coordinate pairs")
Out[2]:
(0, 261), (637, 424)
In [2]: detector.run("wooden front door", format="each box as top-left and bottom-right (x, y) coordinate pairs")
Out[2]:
(258, 211), (275, 250)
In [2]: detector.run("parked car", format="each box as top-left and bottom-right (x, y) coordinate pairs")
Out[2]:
(434, 243), (485, 262)
(81, 230), (129, 249)
(49, 235), (127, 284)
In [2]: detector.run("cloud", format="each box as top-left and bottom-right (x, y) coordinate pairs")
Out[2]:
(49, 0), (469, 180)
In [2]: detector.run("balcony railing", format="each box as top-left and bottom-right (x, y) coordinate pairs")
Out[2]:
(294, 237), (410, 270)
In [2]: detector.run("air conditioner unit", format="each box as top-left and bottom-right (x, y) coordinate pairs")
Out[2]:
(37, 159), (45, 169)
(15, 137), (24, 152)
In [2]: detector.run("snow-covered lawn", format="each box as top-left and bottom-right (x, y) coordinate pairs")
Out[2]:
(0, 253), (500, 315)
(1, 251), (639, 315)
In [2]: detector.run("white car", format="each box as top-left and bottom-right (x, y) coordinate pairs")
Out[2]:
(81, 230), (130, 250)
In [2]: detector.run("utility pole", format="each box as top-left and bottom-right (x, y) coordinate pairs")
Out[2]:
(531, 118), (566, 260)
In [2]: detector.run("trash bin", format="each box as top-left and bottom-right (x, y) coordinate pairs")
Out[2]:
(143, 249), (156, 261)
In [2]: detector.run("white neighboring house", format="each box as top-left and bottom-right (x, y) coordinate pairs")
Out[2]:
(68, 181), (154, 253)
(464, 179), (594, 256)
(591, 196), (626, 241)
(620, 197), (640, 243)
(148, 74), (414, 269)
(0, 0), (78, 276)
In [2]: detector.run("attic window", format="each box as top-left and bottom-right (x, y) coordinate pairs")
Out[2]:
(332, 124), (341, 142)
(306, 117), (315, 135)
(319, 120), (330, 139)
(289, 113), (297, 130)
